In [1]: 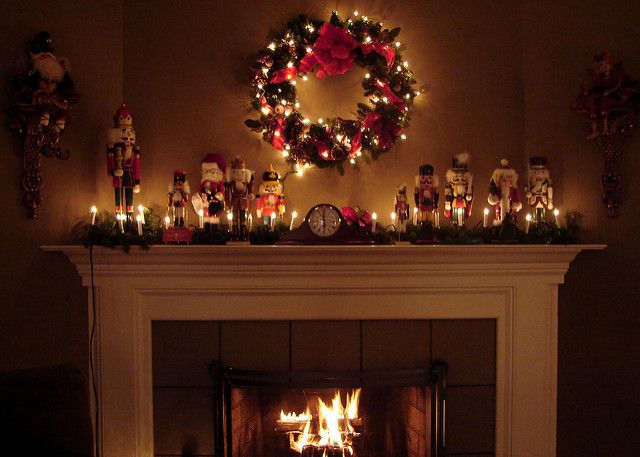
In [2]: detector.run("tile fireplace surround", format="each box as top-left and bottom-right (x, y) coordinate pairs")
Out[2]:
(46, 244), (604, 457)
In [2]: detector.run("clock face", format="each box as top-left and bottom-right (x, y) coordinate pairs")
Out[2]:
(307, 205), (342, 237)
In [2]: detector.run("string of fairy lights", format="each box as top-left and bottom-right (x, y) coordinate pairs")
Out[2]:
(247, 10), (422, 174)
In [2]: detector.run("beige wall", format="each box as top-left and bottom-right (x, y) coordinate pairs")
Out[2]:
(1, 0), (639, 455)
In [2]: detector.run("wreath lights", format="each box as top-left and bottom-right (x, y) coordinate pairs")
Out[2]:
(246, 11), (421, 174)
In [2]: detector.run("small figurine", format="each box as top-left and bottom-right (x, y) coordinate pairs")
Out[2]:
(394, 185), (410, 233)
(414, 164), (439, 241)
(488, 159), (522, 225)
(107, 104), (140, 225)
(225, 157), (255, 240)
(168, 170), (190, 227)
(255, 165), (285, 226)
(192, 153), (227, 229)
(444, 152), (473, 227)
(525, 157), (553, 222)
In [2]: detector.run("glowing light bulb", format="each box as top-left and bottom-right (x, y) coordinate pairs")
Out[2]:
(372, 212), (377, 220)
(365, 36), (372, 43)
(281, 99), (287, 105)
(364, 73), (370, 79)
(261, 107), (270, 115)
(262, 67), (269, 75)
(395, 41), (401, 47)
(354, 10), (359, 16)
(403, 61), (409, 67)
(401, 134), (407, 140)
(91, 205), (97, 213)
(257, 83), (263, 89)
(318, 118), (323, 124)
(303, 118), (310, 124)
(363, 16), (368, 21)
(227, 212), (233, 222)
(274, 130), (281, 137)
(350, 158), (356, 164)
(306, 47), (312, 53)
(268, 42), (276, 50)
(382, 96), (389, 103)
(405, 93), (411, 99)
(391, 212), (396, 221)
(288, 39), (295, 45)
(282, 151), (289, 157)
(294, 102), (300, 108)
(302, 75), (309, 81)
(287, 61), (294, 68)
(396, 65), (402, 71)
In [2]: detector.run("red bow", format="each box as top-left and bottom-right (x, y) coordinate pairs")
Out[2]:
(349, 131), (362, 158)
(270, 66), (297, 84)
(361, 42), (395, 69)
(364, 112), (401, 150)
(271, 117), (285, 150)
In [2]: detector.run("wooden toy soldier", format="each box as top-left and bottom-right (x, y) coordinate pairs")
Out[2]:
(444, 152), (474, 227)
(488, 159), (522, 225)
(168, 170), (190, 227)
(525, 157), (553, 223)
(414, 164), (439, 242)
(225, 157), (254, 240)
(106, 104), (140, 225)
(394, 184), (410, 233)
(255, 164), (285, 226)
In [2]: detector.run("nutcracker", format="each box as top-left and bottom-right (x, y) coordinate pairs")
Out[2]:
(394, 184), (410, 233)
(525, 157), (553, 223)
(225, 157), (255, 240)
(106, 104), (140, 226)
(255, 164), (285, 226)
(168, 170), (190, 227)
(444, 152), (474, 227)
(414, 164), (439, 241)
(487, 159), (522, 225)
(192, 153), (226, 229)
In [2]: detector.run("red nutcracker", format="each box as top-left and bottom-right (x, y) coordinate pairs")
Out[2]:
(414, 164), (439, 242)
(394, 184), (410, 233)
(106, 104), (140, 224)
(444, 152), (474, 227)
(525, 157), (553, 223)
(487, 159), (522, 225)
(168, 170), (190, 227)
(225, 157), (254, 240)
(255, 165), (285, 226)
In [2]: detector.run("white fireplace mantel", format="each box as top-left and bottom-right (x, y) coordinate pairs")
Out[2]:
(45, 244), (604, 457)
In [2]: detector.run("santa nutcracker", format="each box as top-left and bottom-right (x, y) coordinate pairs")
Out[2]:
(487, 159), (522, 224)
(394, 185), (410, 233)
(106, 104), (140, 225)
(255, 165), (285, 226)
(444, 152), (474, 227)
(168, 170), (190, 227)
(192, 153), (226, 228)
(525, 157), (553, 223)
(225, 157), (254, 240)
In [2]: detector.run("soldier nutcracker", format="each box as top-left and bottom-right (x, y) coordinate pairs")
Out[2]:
(193, 153), (226, 229)
(525, 157), (553, 223)
(106, 104), (140, 225)
(414, 164), (439, 241)
(225, 157), (254, 240)
(394, 184), (410, 234)
(255, 165), (285, 226)
(168, 170), (190, 227)
(487, 159), (522, 225)
(444, 152), (474, 227)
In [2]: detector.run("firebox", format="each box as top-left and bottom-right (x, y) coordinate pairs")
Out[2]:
(210, 363), (447, 457)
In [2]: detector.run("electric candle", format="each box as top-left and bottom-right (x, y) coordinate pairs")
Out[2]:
(483, 208), (489, 228)
(553, 209), (560, 226)
(198, 209), (204, 229)
(248, 213), (253, 231)
(136, 214), (143, 236)
(371, 212), (377, 233)
(525, 213), (532, 234)
(290, 211), (298, 231)
(90, 205), (97, 225)
(117, 213), (124, 233)
(413, 207), (418, 225)
(270, 212), (276, 230)
(164, 215), (170, 230)
(137, 204), (145, 224)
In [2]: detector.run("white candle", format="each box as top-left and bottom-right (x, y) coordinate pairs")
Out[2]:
(289, 211), (298, 231)
(90, 205), (97, 225)
(198, 209), (204, 229)
(227, 212), (233, 233)
(390, 212), (396, 226)
(137, 204), (145, 224)
(483, 208), (489, 228)
(136, 214), (143, 235)
(371, 212), (377, 233)
(525, 213), (532, 234)
(270, 212), (276, 230)
(435, 211), (440, 228)
(413, 207), (418, 225)
(164, 215), (170, 230)
(248, 213), (253, 231)
(553, 209), (560, 226)
(117, 213), (124, 233)
(457, 209), (463, 227)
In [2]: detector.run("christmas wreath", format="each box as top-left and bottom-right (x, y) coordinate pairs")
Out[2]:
(246, 11), (421, 174)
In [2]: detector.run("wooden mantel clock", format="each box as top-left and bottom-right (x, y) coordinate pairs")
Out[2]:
(278, 204), (373, 245)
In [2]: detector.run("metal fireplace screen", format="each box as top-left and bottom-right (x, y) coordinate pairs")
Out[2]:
(210, 364), (446, 457)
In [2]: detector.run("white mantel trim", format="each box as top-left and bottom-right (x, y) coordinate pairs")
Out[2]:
(44, 244), (604, 457)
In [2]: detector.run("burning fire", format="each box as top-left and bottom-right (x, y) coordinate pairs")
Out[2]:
(278, 389), (361, 456)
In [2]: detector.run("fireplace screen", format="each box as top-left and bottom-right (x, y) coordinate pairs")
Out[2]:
(210, 364), (446, 457)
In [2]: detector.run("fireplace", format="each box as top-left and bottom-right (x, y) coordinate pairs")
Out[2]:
(213, 364), (446, 457)
(46, 243), (604, 457)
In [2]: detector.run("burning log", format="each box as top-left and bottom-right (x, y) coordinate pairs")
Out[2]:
(276, 417), (364, 433)
(300, 445), (354, 457)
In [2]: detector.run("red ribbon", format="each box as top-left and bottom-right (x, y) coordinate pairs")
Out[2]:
(361, 42), (395, 69)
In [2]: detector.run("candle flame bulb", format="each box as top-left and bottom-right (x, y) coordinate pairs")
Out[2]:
(90, 205), (97, 225)
(227, 212), (233, 221)
(526, 214), (532, 221)
(91, 205), (97, 213)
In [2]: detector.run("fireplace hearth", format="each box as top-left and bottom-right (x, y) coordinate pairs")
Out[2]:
(213, 364), (446, 457)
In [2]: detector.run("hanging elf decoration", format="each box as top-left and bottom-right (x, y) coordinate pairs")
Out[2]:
(246, 11), (421, 174)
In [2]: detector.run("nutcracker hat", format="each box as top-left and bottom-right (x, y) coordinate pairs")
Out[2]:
(114, 104), (134, 127)
(529, 157), (548, 169)
(452, 152), (470, 171)
(419, 164), (434, 176)
(173, 170), (186, 183)
(262, 164), (279, 182)
(231, 156), (247, 170)
(201, 153), (227, 174)
(492, 159), (518, 183)
(30, 31), (54, 54)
